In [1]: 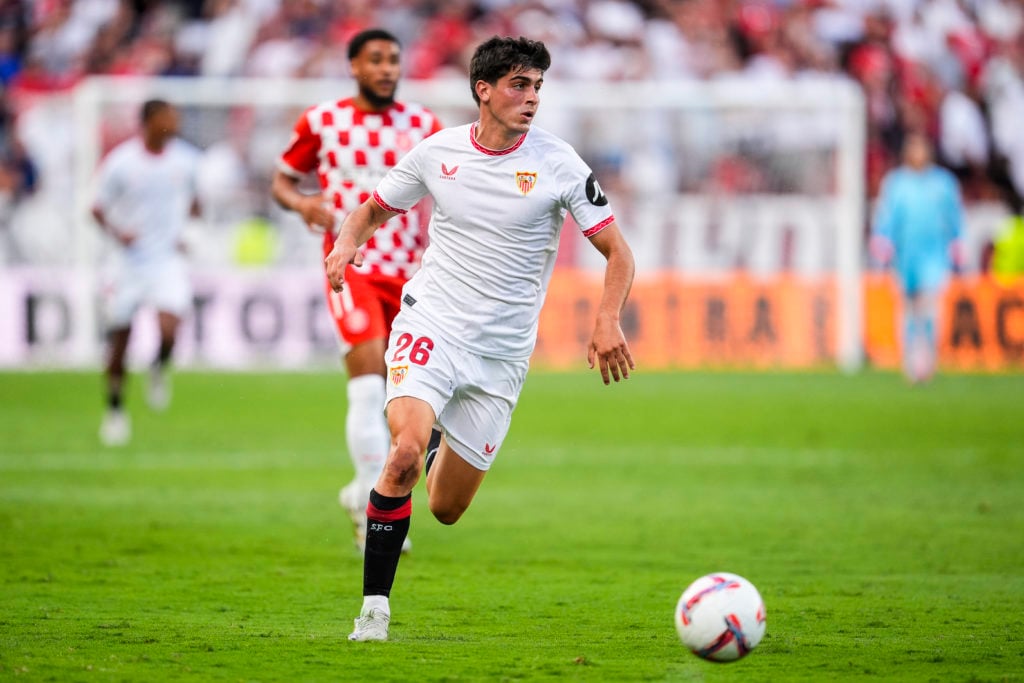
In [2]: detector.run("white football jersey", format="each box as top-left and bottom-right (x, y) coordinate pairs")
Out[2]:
(93, 137), (201, 266)
(374, 123), (615, 360)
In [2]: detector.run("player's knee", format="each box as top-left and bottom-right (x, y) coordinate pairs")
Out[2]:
(431, 508), (464, 525)
(428, 497), (466, 525)
(106, 353), (127, 375)
(381, 458), (420, 490)
(382, 438), (424, 489)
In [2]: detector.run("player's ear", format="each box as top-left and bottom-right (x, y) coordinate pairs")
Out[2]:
(475, 80), (490, 104)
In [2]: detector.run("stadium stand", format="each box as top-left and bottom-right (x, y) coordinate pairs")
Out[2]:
(1, 0), (1022, 266)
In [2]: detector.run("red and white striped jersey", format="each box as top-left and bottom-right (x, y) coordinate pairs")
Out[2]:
(278, 97), (442, 279)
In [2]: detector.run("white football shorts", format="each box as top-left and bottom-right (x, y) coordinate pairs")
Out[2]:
(102, 257), (192, 329)
(384, 306), (529, 471)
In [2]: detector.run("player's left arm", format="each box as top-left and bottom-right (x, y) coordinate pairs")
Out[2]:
(188, 166), (202, 221)
(586, 221), (636, 385)
(945, 172), (966, 268)
(178, 151), (204, 254)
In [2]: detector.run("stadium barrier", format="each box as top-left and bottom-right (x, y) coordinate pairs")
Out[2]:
(545, 270), (1023, 370)
(4, 267), (1021, 371)
(67, 76), (868, 372)
(864, 274), (1024, 370)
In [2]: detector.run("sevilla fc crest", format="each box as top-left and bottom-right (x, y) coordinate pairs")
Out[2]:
(389, 365), (409, 386)
(516, 171), (538, 196)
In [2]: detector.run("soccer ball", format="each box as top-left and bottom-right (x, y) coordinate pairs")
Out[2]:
(674, 572), (766, 662)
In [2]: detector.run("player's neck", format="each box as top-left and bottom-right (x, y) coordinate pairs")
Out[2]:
(353, 92), (394, 114)
(142, 136), (168, 154)
(472, 120), (524, 153)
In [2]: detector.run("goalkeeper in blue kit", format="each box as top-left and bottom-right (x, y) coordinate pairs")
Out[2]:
(870, 132), (964, 382)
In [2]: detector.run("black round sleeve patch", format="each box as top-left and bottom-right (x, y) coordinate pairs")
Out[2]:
(585, 173), (609, 206)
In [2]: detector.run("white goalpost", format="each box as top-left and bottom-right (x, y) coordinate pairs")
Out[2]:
(57, 75), (865, 371)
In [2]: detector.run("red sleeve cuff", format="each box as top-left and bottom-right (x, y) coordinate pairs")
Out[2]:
(582, 215), (614, 238)
(372, 190), (407, 215)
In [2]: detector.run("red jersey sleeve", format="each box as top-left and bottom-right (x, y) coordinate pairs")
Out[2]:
(278, 108), (320, 177)
(428, 113), (443, 137)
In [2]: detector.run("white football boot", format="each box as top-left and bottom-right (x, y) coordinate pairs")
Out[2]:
(146, 364), (171, 411)
(348, 607), (390, 642)
(99, 410), (131, 447)
(339, 481), (411, 554)
(339, 482), (369, 553)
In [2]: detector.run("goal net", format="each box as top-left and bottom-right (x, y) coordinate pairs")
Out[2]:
(12, 76), (865, 370)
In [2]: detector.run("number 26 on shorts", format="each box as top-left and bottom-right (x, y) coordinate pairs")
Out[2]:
(391, 333), (434, 366)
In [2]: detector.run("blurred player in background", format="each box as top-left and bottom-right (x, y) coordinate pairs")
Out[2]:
(271, 28), (442, 553)
(92, 99), (201, 446)
(326, 36), (636, 642)
(871, 132), (964, 383)
(992, 193), (1024, 283)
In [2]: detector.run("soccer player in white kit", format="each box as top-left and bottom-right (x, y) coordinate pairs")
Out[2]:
(325, 36), (636, 641)
(271, 29), (442, 553)
(92, 100), (201, 446)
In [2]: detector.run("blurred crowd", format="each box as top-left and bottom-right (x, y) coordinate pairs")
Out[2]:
(0, 0), (1023, 264)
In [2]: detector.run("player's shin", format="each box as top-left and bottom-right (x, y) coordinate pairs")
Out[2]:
(346, 375), (389, 487)
(425, 428), (442, 476)
(155, 336), (174, 368)
(363, 489), (412, 599)
(107, 377), (125, 410)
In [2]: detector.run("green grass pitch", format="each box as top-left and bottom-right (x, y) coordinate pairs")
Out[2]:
(1, 369), (1023, 682)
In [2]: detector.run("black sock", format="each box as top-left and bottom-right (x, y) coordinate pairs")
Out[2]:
(155, 338), (174, 367)
(425, 428), (442, 476)
(107, 377), (124, 410)
(363, 489), (411, 597)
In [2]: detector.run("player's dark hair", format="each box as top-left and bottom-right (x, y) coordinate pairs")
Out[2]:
(469, 36), (551, 105)
(140, 99), (172, 123)
(348, 28), (400, 60)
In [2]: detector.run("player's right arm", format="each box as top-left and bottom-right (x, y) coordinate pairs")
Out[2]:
(92, 150), (135, 247)
(869, 173), (898, 267)
(90, 206), (135, 247)
(326, 137), (430, 291)
(270, 170), (334, 233)
(271, 109), (334, 233)
(325, 196), (400, 292)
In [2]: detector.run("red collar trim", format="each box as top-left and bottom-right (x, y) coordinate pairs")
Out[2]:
(469, 122), (526, 156)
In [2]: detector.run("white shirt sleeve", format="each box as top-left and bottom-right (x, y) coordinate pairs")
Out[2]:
(561, 153), (615, 237)
(184, 143), (201, 203)
(93, 151), (123, 211)
(373, 141), (429, 213)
